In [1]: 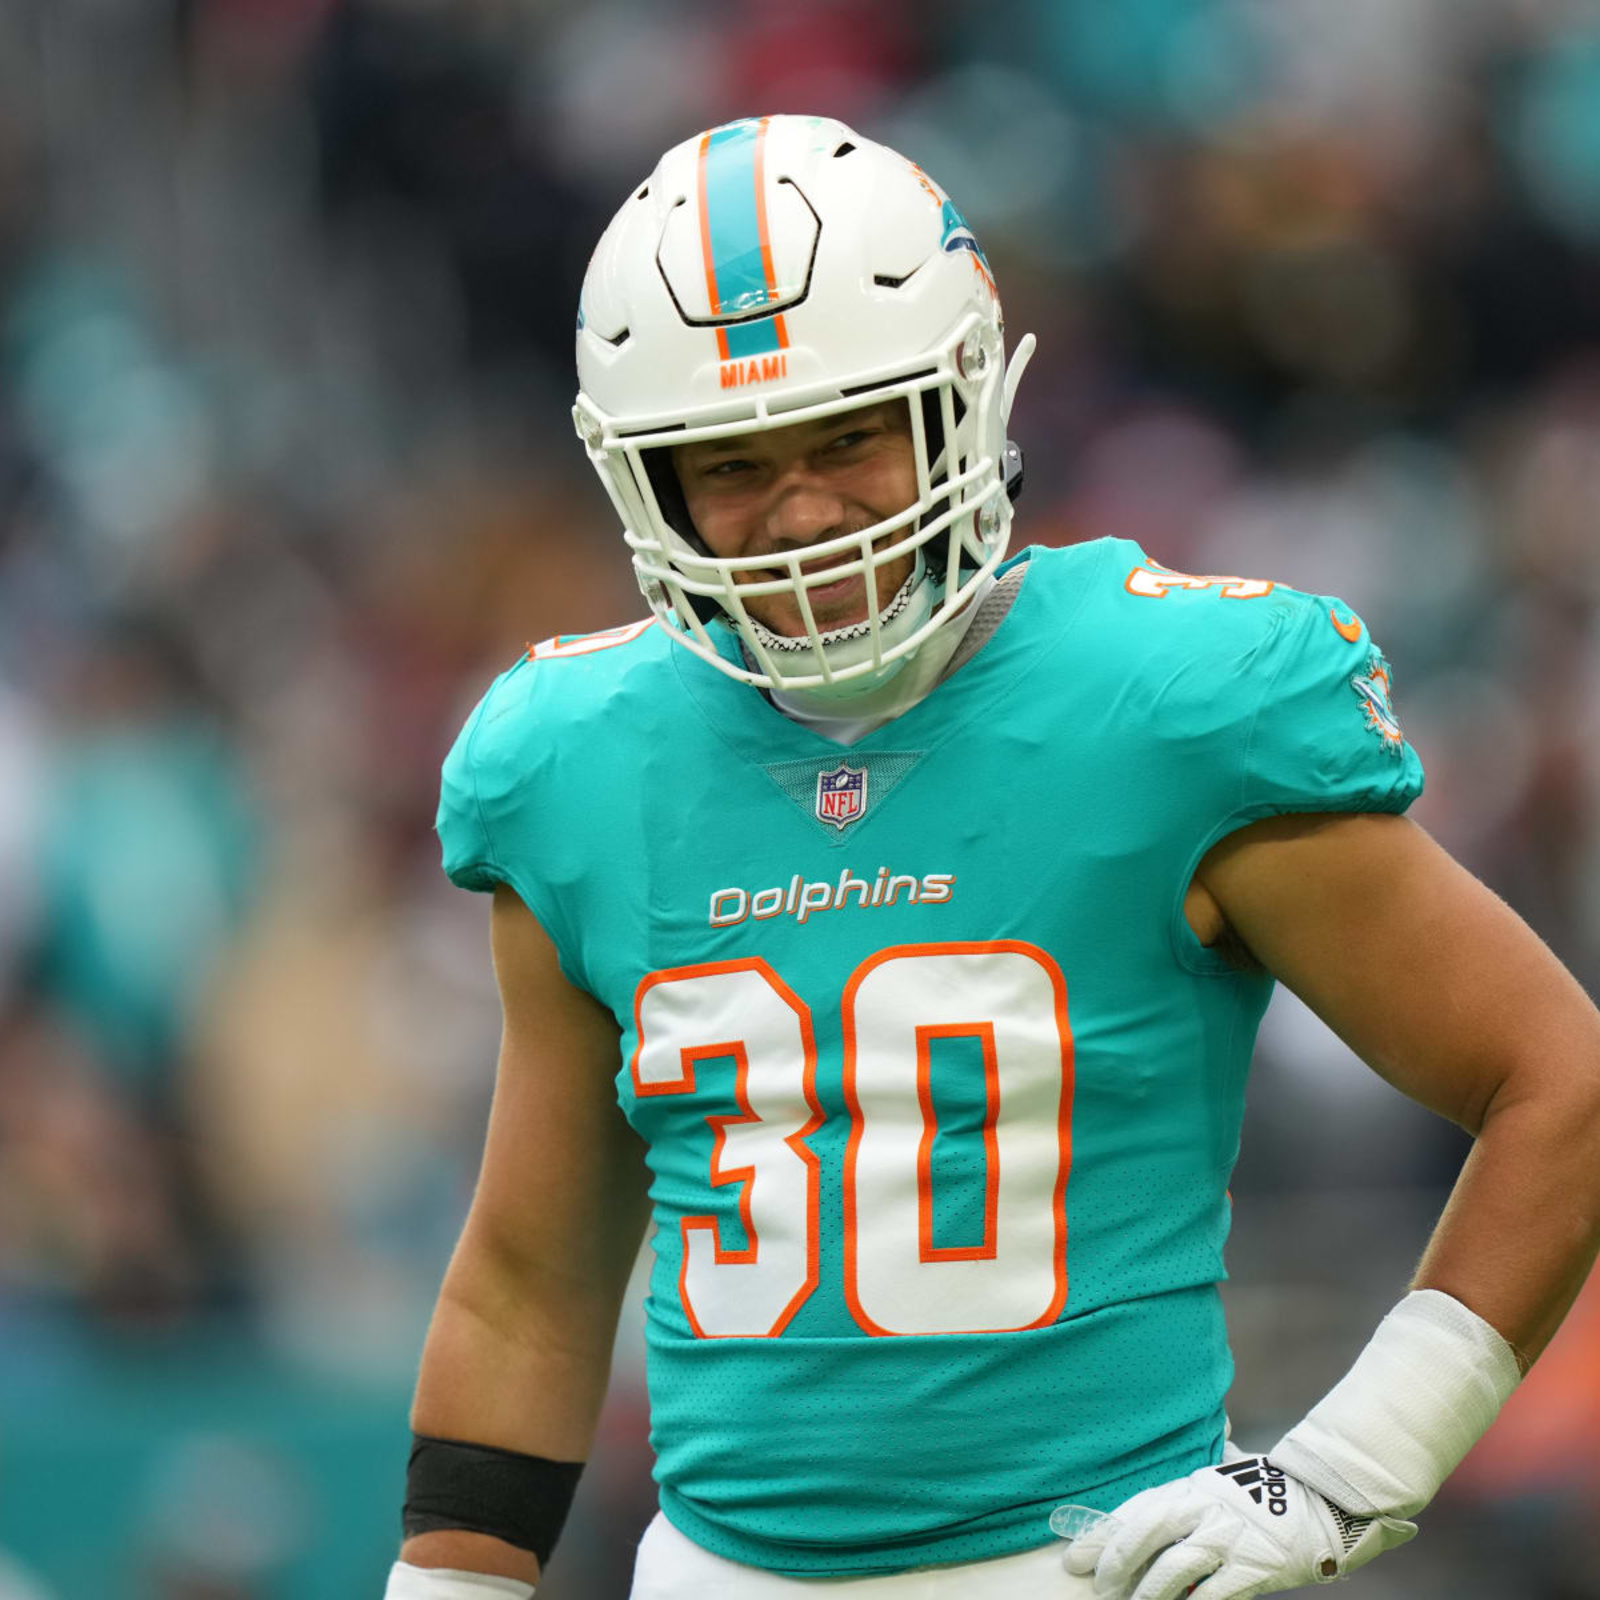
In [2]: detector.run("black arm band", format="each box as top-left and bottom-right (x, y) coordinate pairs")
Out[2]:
(402, 1433), (584, 1569)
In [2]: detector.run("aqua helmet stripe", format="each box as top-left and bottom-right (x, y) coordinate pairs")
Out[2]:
(697, 118), (789, 360)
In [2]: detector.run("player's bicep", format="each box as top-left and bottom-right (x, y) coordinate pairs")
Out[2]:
(463, 884), (650, 1303)
(1197, 812), (1600, 1133)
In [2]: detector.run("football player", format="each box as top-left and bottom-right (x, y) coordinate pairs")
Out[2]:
(385, 116), (1600, 1599)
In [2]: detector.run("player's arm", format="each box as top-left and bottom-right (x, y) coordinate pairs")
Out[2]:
(1198, 810), (1600, 1367)
(392, 883), (652, 1595)
(1072, 811), (1600, 1600)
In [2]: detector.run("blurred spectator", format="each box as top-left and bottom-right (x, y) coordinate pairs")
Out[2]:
(0, 1000), (204, 1326)
(33, 615), (255, 1096)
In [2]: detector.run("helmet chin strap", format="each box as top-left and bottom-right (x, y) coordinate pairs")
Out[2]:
(764, 562), (1000, 741)
(742, 553), (936, 700)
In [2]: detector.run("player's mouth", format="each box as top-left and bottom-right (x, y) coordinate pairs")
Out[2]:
(765, 536), (886, 602)
(738, 529), (911, 633)
(799, 565), (865, 605)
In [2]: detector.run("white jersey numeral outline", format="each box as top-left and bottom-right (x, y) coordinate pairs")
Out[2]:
(632, 959), (824, 1339)
(1124, 564), (1274, 601)
(531, 618), (657, 659)
(631, 941), (1074, 1338)
(843, 943), (1073, 1335)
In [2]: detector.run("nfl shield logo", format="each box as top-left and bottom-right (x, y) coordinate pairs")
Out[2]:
(815, 763), (868, 830)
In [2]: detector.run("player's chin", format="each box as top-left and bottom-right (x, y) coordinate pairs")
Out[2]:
(818, 564), (915, 626)
(739, 547), (917, 636)
(752, 605), (863, 639)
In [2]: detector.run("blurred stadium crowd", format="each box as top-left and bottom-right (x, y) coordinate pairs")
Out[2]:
(1, 1), (1599, 1595)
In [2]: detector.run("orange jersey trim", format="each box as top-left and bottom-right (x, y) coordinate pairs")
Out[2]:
(914, 1021), (1001, 1264)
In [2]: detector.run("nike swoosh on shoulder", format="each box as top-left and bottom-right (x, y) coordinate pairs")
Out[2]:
(1330, 607), (1364, 642)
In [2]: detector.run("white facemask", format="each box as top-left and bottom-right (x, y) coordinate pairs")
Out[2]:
(741, 553), (936, 700)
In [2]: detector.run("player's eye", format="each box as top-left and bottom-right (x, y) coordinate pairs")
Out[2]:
(826, 429), (874, 452)
(702, 457), (755, 477)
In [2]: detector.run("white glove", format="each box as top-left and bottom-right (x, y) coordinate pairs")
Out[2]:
(1060, 1453), (1416, 1600)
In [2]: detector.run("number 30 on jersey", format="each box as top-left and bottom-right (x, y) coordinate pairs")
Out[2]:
(631, 942), (1074, 1339)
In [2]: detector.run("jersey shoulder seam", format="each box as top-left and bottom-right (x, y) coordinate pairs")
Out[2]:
(1236, 600), (1310, 819)
(463, 670), (514, 882)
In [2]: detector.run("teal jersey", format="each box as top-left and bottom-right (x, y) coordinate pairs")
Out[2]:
(436, 539), (1424, 1577)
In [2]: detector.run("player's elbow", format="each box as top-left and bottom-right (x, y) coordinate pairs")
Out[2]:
(1473, 1035), (1600, 1177)
(1463, 977), (1600, 1134)
(1549, 1068), (1600, 1171)
(444, 1205), (635, 1350)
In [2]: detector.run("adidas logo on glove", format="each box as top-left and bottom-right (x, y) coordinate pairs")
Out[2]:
(1215, 1456), (1290, 1517)
(1060, 1448), (1417, 1596)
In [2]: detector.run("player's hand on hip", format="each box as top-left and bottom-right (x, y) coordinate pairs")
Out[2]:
(1059, 1455), (1416, 1600)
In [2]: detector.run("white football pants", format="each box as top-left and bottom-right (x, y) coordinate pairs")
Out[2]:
(629, 1512), (1097, 1599)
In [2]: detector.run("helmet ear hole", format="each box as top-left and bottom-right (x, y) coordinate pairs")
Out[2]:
(640, 449), (723, 627)
(916, 388), (965, 482)
(919, 388), (946, 480)
(643, 448), (701, 547)
(917, 387), (972, 572)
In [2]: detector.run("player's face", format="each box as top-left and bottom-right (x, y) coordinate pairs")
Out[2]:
(672, 400), (919, 637)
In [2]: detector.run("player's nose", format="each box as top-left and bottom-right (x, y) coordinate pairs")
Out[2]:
(763, 472), (849, 552)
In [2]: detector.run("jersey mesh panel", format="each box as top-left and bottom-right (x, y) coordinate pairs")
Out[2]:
(943, 560), (1029, 679)
(761, 752), (923, 838)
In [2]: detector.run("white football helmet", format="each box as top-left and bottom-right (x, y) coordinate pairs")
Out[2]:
(573, 113), (1035, 692)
